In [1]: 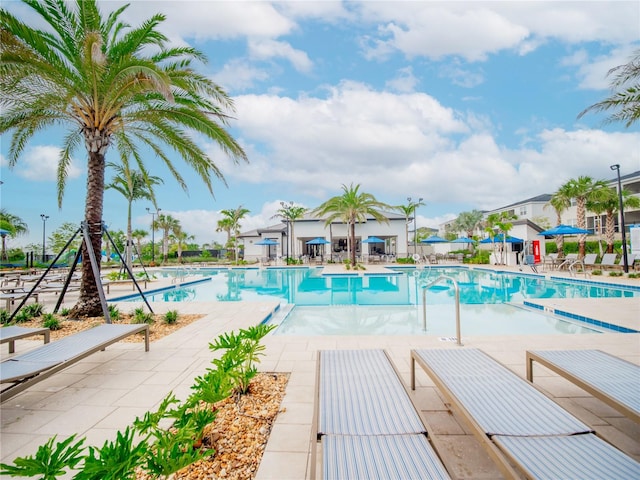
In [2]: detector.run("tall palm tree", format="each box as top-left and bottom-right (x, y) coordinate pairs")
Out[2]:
(216, 217), (234, 257)
(106, 163), (162, 270)
(578, 49), (640, 127)
(484, 211), (517, 265)
(397, 199), (425, 257)
(545, 183), (573, 257)
(312, 184), (394, 266)
(131, 228), (148, 262)
(155, 214), (180, 263)
(0, 0), (247, 317)
(0, 210), (28, 261)
(219, 206), (250, 263)
(272, 202), (307, 262)
(563, 176), (609, 258)
(453, 209), (484, 239)
(170, 228), (193, 263)
(587, 185), (640, 254)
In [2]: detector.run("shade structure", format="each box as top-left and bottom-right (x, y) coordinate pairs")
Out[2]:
(451, 237), (475, 244)
(538, 224), (591, 236)
(480, 234), (523, 244)
(362, 236), (385, 243)
(255, 239), (278, 246)
(306, 237), (331, 245)
(421, 235), (447, 244)
(0, 229), (10, 236)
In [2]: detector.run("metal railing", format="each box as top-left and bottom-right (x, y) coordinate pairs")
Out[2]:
(421, 275), (462, 346)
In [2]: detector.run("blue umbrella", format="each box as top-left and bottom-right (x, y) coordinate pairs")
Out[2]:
(538, 224), (590, 236)
(421, 235), (447, 243)
(480, 234), (523, 244)
(362, 236), (385, 243)
(255, 239), (278, 246)
(451, 237), (475, 244)
(306, 237), (331, 245)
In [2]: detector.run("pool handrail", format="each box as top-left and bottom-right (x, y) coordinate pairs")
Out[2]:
(422, 275), (462, 345)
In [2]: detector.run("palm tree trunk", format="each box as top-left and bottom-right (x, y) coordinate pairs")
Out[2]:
(350, 222), (356, 266)
(163, 228), (169, 262)
(70, 150), (105, 317)
(576, 199), (587, 258)
(126, 201), (133, 271)
(605, 210), (616, 253)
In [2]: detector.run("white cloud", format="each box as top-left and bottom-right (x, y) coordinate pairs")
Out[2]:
(214, 59), (271, 92)
(386, 66), (419, 93)
(13, 146), (82, 182)
(248, 39), (313, 73)
(568, 47), (639, 91)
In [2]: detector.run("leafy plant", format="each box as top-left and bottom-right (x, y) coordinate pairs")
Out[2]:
(592, 270), (603, 276)
(42, 313), (61, 331)
(131, 307), (154, 325)
(628, 273), (639, 279)
(0, 435), (85, 479)
(12, 309), (32, 324)
(608, 271), (623, 277)
(108, 305), (120, 321)
(0, 309), (9, 325)
(209, 324), (276, 394)
(164, 310), (178, 325)
(59, 307), (71, 317)
(23, 303), (44, 318)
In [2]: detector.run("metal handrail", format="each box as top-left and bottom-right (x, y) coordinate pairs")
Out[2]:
(421, 275), (462, 346)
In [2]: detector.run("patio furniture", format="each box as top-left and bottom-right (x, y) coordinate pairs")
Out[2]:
(599, 253), (618, 270)
(556, 253), (578, 270)
(527, 349), (639, 423)
(311, 349), (450, 480)
(1, 326), (50, 354)
(1, 323), (150, 401)
(410, 348), (640, 480)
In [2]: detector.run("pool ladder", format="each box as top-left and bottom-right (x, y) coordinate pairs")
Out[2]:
(421, 275), (462, 346)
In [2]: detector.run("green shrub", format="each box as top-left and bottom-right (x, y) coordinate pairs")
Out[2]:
(0, 309), (9, 325)
(628, 273), (639, 279)
(592, 270), (602, 276)
(23, 303), (44, 318)
(608, 271), (623, 277)
(42, 313), (61, 330)
(59, 307), (71, 316)
(164, 310), (179, 324)
(12, 309), (32, 324)
(131, 307), (154, 324)
(108, 304), (120, 321)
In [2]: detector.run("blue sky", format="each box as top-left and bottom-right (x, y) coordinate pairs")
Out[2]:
(1, 1), (639, 249)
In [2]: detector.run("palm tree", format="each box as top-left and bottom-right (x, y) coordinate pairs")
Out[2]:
(272, 202), (307, 262)
(0, 210), (28, 261)
(155, 214), (180, 263)
(131, 229), (148, 261)
(453, 210), (484, 239)
(578, 49), (640, 127)
(587, 185), (640, 254)
(562, 176), (609, 258)
(312, 184), (394, 266)
(0, 0), (247, 317)
(218, 206), (250, 263)
(545, 183), (573, 257)
(398, 199), (426, 257)
(106, 163), (162, 270)
(170, 228), (194, 263)
(216, 217), (235, 258)
(484, 211), (517, 265)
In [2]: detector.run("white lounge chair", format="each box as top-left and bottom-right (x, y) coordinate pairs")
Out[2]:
(1, 324), (149, 401)
(527, 349), (639, 424)
(411, 348), (640, 480)
(599, 253), (618, 270)
(312, 349), (450, 480)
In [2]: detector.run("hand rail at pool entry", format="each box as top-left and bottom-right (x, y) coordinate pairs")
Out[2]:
(422, 275), (462, 345)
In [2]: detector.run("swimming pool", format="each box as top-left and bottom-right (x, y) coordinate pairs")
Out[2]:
(119, 266), (639, 335)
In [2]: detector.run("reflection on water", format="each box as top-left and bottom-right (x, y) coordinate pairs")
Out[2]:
(132, 267), (638, 307)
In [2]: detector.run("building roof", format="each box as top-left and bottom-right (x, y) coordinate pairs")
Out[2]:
(493, 194), (552, 211)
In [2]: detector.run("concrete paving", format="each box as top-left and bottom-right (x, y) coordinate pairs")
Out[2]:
(1, 264), (639, 479)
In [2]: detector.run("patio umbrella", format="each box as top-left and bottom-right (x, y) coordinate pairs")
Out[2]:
(255, 239), (279, 245)
(538, 224), (590, 236)
(362, 236), (385, 243)
(421, 235), (447, 243)
(451, 237), (475, 244)
(480, 234), (523, 244)
(306, 237), (331, 245)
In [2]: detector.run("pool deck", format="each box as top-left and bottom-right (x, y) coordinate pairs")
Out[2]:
(1, 263), (639, 479)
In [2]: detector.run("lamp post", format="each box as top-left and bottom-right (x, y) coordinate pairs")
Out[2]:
(146, 207), (160, 265)
(40, 214), (49, 263)
(407, 197), (423, 256)
(610, 164), (628, 273)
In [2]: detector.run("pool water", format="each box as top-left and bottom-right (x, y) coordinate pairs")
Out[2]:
(122, 267), (638, 335)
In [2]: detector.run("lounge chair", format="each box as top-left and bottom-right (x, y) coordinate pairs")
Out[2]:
(1, 326), (50, 354)
(556, 253), (578, 270)
(312, 349), (450, 480)
(599, 253), (618, 270)
(527, 349), (639, 423)
(1, 323), (149, 401)
(410, 348), (640, 480)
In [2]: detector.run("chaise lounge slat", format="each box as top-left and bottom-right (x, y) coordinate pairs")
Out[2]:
(1, 326), (50, 353)
(1, 324), (149, 402)
(527, 349), (640, 423)
(318, 349), (426, 436)
(313, 349), (450, 480)
(411, 348), (640, 480)
(323, 434), (450, 480)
